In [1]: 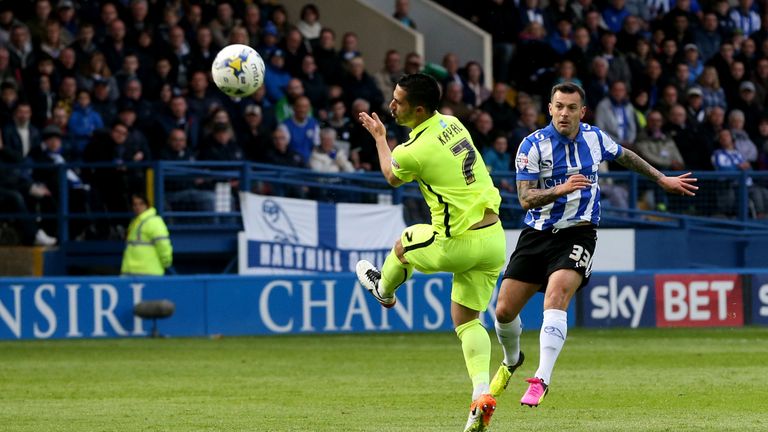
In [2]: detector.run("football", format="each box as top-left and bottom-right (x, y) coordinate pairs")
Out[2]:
(211, 44), (265, 98)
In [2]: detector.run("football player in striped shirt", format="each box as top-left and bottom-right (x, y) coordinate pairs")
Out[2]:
(489, 82), (698, 408)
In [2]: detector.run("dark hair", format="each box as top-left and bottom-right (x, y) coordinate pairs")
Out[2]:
(131, 192), (149, 206)
(550, 82), (586, 105)
(396, 73), (441, 113)
(301, 4), (319, 20)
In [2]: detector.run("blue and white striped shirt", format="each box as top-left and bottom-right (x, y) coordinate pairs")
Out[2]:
(515, 123), (624, 230)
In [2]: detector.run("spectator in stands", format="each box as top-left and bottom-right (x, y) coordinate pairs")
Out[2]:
(339, 32), (362, 63)
(166, 25), (191, 89)
(27, 124), (90, 239)
(82, 122), (140, 216)
(512, 22), (557, 96)
(270, 6), (291, 39)
(68, 89), (104, 158)
(553, 59), (583, 88)
(712, 128), (768, 218)
(685, 87), (706, 125)
(29, 74), (57, 129)
(751, 58), (768, 109)
(695, 13), (722, 63)
(314, 28), (344, 85)
(596, 81), (637, 149)
(671, 62), (693, 100)
(309, 128), (354, 173)
(282, 96), (320, 165)
(113, 54), (140, 98)
(144, 57), (176, 102)
(158, 95), (199, 152)
(159, 128), (216, 215)
(116, 105), (151, 164)
(95, 2), (118, 42)
(373, 50), (402, 113)
(585, 57), (611, 112)
(121, 193), (173, 276)
(26, 0), (53, 42)
(71, 21), (97, 61)
(342, 56), (384, 112)
(1, 81), (21, 130)
(275, 78), (307, 123)
(264, 49), (291, 105)
(0, 132), (55, 246)
(0, 47), (14, 87)
(463, 61), (489, 108)
(102, 19), (129, 74)
(441, 53), (465, 89)
(697, 66), (727, 110)
(468, 111), (494, 154)
(394, 0), (417, 29)
(2, 102), (39, 159)
(723, 60), (747, 106)
(240, 105), (270, 163)
(281, 28), (309, 78)
(40, 19), (68, 60)
(209, 1), (240, 48)
(708, 42), (735, 88)
(683, 44), (704, 83)
(478, 82), (514, 133)
(482, 134), (513, 192)
(755, 118), (768, 169)
(188, 26), (217, 74)
(728, 109), (758, 167)
(403, 52), (423, 75)
(616, 14), (642, 56)
(297, 4), (322, 46)
(324, 97), (354, 147)
(186, 70), (221, 122)
(77, 52), (119, 101)
(729, 0), (760, 37)
(509, 106), (541, 153)
(198, 122), (242, 162)
(602, 0), (630, 33)
(665, 104), (711, 170)
(440, 81), (471, 123)
(565, 27), (592, 83)
(548, 19), (573, 56)
(119, 78), (154, 130)
(477, 0), (517, 83)
(733, 81), (762, 138)
(265, 125), (304, 168)
(50, 106), (72, 155)
(8, 24), (36, 75)
(635, 110), (685, 171)
(299, 55), (328, 113)
(597, 31), (632, 86)
(348, 98), (378, 171)
(88, 80), (116, 128)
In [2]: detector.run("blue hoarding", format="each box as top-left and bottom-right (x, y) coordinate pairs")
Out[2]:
(0, 275), (573, 340)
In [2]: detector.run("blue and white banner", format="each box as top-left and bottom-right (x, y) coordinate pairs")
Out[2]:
(238, 193), (406, 274)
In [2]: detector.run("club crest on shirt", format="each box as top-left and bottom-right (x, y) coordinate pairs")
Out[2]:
(515, 153), (529, 171)
(391, 157), (401, 169)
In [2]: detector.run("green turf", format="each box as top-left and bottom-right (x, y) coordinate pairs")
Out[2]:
(0, 327), (766, 431)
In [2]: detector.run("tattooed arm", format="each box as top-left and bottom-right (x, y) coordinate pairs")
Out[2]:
(616, 148), (699, 196)
(615, 148), (664, 181)
(517, 176), (592, 210)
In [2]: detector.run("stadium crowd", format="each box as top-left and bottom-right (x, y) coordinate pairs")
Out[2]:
(1, 0), (768, 246)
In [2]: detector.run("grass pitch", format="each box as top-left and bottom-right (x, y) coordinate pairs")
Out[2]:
(0, 327), (766, 431)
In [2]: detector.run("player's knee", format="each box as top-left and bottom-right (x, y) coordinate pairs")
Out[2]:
(495, 301), (516, 322)
(543, 286), (574, 310)
(393, 239), (408, 265)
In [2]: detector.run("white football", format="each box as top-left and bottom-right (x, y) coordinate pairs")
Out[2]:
(211, 44), (265, 98)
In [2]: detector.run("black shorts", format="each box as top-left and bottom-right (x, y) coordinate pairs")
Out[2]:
(502, 224), (597, 293)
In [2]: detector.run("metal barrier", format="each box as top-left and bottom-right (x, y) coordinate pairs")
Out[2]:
(2, 161), (768, 247)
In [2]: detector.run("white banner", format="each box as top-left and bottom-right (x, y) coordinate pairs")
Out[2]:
(238, 193), (406, 274)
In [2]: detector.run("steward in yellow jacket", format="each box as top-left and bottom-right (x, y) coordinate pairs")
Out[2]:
(121, 194), (173, 275)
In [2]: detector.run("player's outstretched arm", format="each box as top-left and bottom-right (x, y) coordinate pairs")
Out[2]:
(616, 148), (698, 196)
(358, 111), (404, 187)
(517, 175), (591, 210)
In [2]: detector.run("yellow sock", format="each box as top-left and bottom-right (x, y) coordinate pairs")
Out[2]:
(379, 248), (413, 297)
(455, 318), (491, 399)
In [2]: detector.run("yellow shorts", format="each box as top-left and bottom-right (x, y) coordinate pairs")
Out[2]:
(400, 221), (506, 312)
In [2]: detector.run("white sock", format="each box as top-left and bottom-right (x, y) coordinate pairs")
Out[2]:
(495, 316), (522, 366)
(534, 309), (568, 385)
(472, 382), (490, 400)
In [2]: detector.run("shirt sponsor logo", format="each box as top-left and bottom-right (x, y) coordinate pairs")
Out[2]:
(516, 153), (529, 171)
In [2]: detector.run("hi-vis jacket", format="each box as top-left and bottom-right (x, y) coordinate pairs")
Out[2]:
(121, 208), (172, 275)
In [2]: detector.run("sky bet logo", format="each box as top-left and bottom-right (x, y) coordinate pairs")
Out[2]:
(656, 274), (743, 327)
(583, 275), (653, 328)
